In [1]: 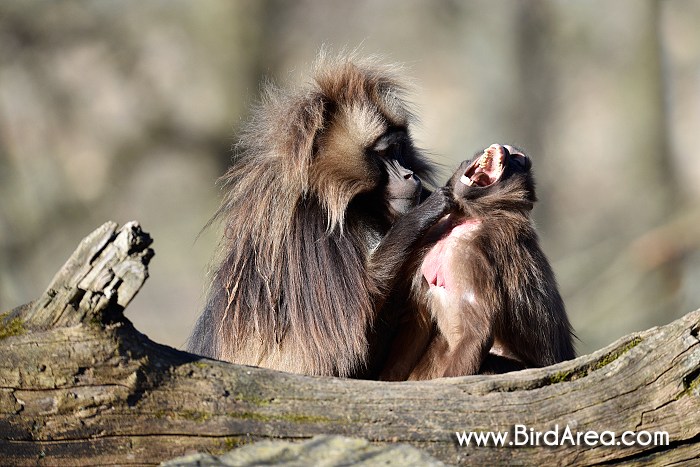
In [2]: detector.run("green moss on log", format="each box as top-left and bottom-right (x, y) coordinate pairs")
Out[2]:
(0, 312), (25, 340)
(547, 336), (643, 384)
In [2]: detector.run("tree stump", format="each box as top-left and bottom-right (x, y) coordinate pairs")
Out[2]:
(1, 221), (698, 466)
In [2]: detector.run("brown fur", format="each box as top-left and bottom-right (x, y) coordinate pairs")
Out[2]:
(188, 55), (441, 377)
(380, 146), (575, 380)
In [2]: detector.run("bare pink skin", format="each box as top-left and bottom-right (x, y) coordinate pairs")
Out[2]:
(421, 217), (482, 290)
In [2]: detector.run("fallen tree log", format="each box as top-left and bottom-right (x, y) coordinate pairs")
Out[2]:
(0, 221), (698, 466)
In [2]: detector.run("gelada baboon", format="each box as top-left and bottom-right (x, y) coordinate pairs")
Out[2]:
(188, 54), (453, 377)
(380, 144), (575, 380)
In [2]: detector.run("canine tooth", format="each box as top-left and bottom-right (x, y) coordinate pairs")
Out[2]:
(460, 174), (472, 185)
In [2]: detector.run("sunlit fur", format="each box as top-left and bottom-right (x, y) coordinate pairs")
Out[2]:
(188, 55), (434, 377)
(381, 149), (575, 380)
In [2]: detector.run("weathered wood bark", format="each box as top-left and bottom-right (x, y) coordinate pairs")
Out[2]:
(1, 222), (699, 466)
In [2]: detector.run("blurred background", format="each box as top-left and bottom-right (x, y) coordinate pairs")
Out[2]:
(1, 0), (699, 356)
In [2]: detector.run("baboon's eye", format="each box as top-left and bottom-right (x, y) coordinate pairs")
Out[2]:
(372, 128), (410, 164)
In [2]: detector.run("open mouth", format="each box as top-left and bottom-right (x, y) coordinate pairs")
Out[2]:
(459, 144), (508, 188)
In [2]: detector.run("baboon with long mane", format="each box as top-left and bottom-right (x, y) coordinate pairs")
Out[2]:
(188, 55), (452, 377)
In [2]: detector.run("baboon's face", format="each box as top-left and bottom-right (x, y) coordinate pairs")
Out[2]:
(452, 144), (533, 202)
(311, 107), (423, 218)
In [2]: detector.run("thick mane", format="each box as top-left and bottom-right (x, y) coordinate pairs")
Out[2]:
(200, 195), (372, 376)
(190, 56), (423, 376)
(313, 55), (414, 127)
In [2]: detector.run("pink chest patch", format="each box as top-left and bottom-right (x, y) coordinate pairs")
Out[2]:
(421, 218), (481, 289)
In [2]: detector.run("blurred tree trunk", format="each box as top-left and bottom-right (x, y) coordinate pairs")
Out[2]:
(516, 0), (688, 354)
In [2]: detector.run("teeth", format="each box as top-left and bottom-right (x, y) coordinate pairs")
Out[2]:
(489, 144), (505, 158)
(460, 174), (474, 186)
(479, 153), (490, 168)
(461, 148), (500, 187)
